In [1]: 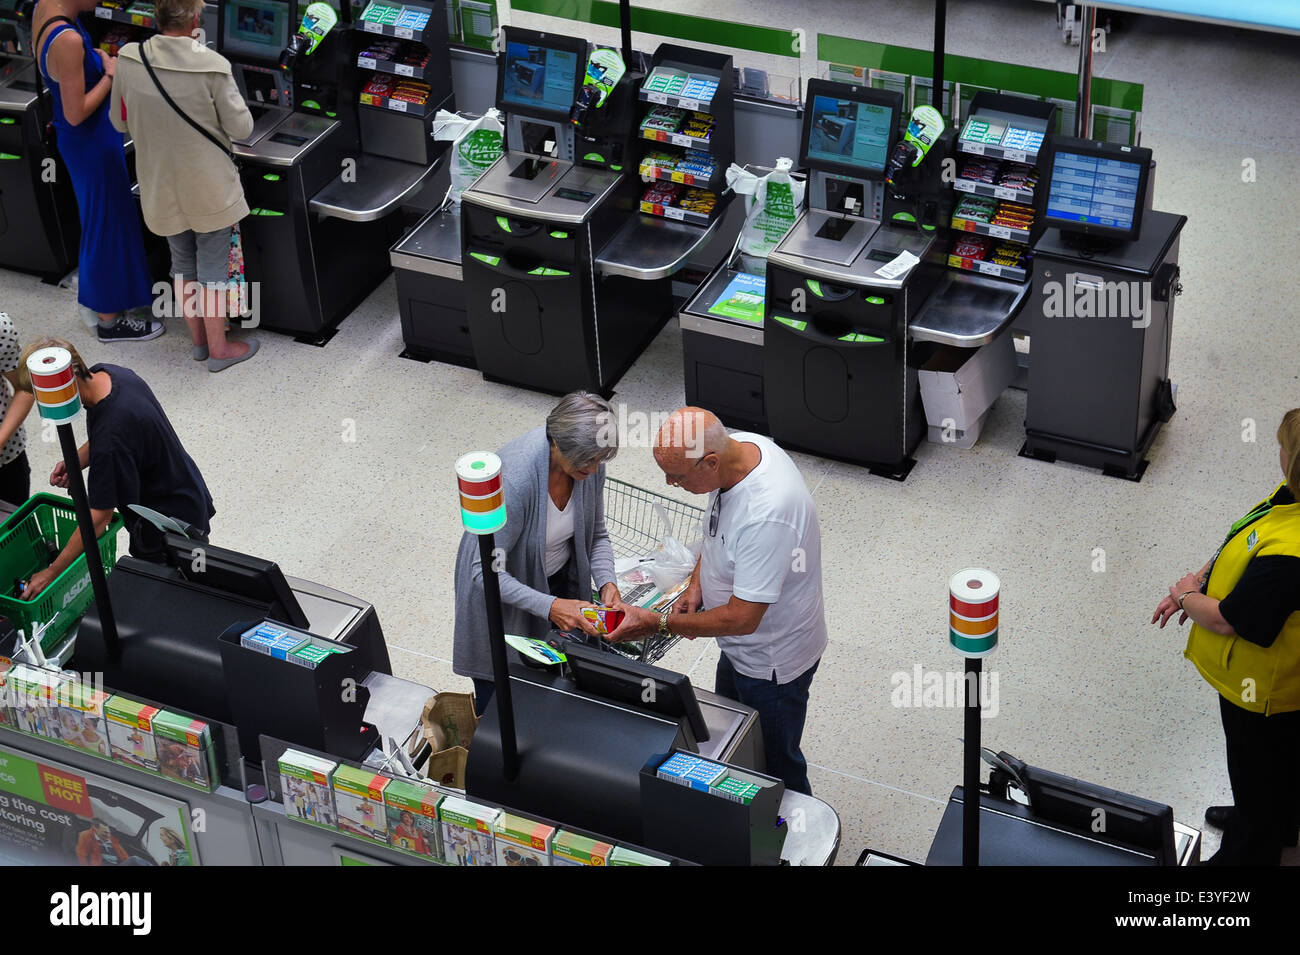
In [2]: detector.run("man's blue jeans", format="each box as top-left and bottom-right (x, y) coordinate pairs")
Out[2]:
(715, 653), (820, 795)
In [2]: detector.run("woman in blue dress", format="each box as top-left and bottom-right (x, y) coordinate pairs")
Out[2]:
(34, 0), (163, 342)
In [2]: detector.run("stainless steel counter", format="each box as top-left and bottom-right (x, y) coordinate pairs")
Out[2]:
(234, 110), (338, 167)
(779, 790), (841, 866)
(310, 154), (441, 222)
(769, 215), (935, 289)
(908, 270), (1029, 347)
(363, 671), (433, 747)
(0, 60), (37, 110)
(390, 204), (462, 279)
(463, 155), (621, 224)
(596, 213), (725, 280)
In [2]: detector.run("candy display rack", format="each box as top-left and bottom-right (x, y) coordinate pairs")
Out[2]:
(354, 0), (452, 162)
(635, 44), (735, 227)
(945, 92), (1055, 285)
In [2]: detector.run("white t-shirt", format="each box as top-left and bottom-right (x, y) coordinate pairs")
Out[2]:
(0, 314), (24, 467)
(544, 491), (575, 577)
(700, 433), (827, 683)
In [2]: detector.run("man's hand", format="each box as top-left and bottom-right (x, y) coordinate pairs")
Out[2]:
(549, 598), (601, 637)
(674, 577), (702, 615)
(605, 605), (659, 644)
(50, 461), (70, 488)
(22, 567), (58, 601)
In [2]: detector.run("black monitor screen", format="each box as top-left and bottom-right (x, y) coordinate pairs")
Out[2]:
(806, 95), (894, 173)
(501, 39), (582, 115)
(163, 533), (310, 629)
(221, 0), (292, 63)
(563, 642), (709, 747)
(1046, 151), (1143, 232)
(799, 80), (902, 183)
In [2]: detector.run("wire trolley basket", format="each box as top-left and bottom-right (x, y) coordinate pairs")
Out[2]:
(585, 478), (706, 666)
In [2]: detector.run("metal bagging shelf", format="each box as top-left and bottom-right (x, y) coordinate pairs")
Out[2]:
(595, 478), (705, 665)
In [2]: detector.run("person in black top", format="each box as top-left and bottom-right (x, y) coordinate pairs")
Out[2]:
(1152, 408), (1300, 864)
(16, 338), (214, 598)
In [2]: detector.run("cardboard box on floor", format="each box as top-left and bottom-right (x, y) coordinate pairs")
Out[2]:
(918, 325), (1016, 449)
(413, 692), (477, 789)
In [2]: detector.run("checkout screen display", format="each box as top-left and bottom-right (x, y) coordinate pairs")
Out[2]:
(223, 0), (291, 62)
(806, 95), (894, 173)
(1046, 151), (1142, 231)
(501, 42), (580, 115)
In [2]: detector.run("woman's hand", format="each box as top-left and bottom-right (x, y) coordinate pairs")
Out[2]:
(1152, 571), (1201, 628)
(50, 460), (69, 488)
(598, 583), (621, 608)
(549, 598), (601, 637)
(101, 52), (117, 78)
(1151, 594), (1186, 629)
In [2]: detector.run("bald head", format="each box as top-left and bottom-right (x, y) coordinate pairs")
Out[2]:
(655, 407), (729, 467)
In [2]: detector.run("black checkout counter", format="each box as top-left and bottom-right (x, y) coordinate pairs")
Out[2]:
(15, 515), (838, 866)
(0, 51), (79, 278)
(394, 30), (729, 397)
(1023, 211), (1185, 480)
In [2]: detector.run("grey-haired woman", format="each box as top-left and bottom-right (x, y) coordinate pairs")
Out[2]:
(452, 392), (621, 715)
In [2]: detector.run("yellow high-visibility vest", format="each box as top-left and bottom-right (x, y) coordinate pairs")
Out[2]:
(1185, 483), (1300, 714)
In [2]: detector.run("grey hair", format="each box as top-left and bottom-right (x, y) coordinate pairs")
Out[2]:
(546, 391), (618, 467)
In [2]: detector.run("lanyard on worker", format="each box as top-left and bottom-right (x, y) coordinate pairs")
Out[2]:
(1206, 496), (1277, 580)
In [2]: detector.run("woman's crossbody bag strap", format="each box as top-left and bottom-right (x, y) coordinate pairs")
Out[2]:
(138, 40), (237, 164)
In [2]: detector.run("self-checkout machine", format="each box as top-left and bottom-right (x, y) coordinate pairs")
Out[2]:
(219, 0), (450, 343)
(459, 27), (672, 397)
(762, 79), (938, 479)
(0, 0), (80, 277)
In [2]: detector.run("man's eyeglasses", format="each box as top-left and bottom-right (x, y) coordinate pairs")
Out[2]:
(708, 492), (721, 537)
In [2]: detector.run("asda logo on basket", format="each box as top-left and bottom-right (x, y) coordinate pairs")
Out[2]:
(61, 572), (90, 609)
(50, 886), (151, 935)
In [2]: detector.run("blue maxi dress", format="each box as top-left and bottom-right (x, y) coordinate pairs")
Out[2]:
(39, 12), (152, 314)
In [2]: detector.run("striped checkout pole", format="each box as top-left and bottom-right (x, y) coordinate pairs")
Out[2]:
(949, 568), (1000, 866)
(26, 347), (119, 656)
(456, 451), (518, 781)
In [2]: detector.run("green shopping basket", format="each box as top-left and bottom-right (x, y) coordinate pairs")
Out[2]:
(0, 493), (124, 652)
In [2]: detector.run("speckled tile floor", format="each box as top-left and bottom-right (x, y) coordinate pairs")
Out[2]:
(6, 1), (1298, 865)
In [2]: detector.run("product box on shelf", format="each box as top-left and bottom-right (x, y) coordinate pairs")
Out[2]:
(552, 829), (614, 866)
(105, 695), (161, 771)
(494, 812), (556, 866)
(438, 794), (499, 866)
(54, 682), (111, 758)
(8, 664), (62, 740)
(240, 621), (307, 660)
(333, 764), (391, 842)
(609, 845), (672, 866)
(279, 749), (337, 828)
(152, 710), (219, 790)
(384, 776), (443, 859)
(0, 657), (14, 730)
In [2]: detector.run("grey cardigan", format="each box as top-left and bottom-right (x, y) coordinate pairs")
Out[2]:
(452, 427), (617, 680)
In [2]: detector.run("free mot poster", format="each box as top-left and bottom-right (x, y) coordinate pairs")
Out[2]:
(0, 743), (199, 866)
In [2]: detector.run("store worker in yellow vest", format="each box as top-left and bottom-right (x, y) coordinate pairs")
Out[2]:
(1152, 408), (1300, 865)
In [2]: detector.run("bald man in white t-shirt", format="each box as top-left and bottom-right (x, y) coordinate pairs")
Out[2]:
(607, 407), (827, 794)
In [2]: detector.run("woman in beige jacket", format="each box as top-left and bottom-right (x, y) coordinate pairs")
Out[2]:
(110, 0), (259, 371)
